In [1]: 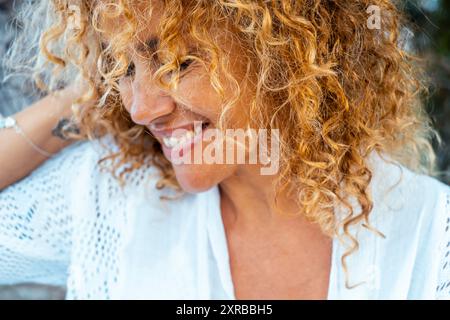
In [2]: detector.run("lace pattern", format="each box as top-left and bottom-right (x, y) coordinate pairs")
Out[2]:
(436, 190), (450, 299)
(1, 139), (450, 299)
(0, 142), (82, 286)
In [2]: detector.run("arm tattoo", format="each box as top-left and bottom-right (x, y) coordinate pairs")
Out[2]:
(52, 118), (80, 140)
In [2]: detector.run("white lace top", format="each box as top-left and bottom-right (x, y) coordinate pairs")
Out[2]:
(0, 139), (449, 299)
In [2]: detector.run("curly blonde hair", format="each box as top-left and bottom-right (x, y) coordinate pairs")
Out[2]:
(6, 0), (438, 288)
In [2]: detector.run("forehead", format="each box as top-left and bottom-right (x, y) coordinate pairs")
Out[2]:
(96, 0), (164, 49)
(95, 0), (232, 59)
(133, 0), (164, 41)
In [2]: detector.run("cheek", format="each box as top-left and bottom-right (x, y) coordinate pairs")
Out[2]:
(175, 72), (223, 120)
(177, 70), (252, 129)
(118, 80), (133, 113)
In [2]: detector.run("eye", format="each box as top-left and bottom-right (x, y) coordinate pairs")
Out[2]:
(126, 62), (136, 77)
(179, 59), (193, 71)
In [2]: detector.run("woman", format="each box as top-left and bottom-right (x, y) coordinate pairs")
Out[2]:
(0, 0), (449, 299)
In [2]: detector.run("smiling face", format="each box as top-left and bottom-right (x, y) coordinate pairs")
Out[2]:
(116, 1), (255, 193)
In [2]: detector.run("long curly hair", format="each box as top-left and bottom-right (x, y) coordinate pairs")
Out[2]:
(5, 0), (438, 288)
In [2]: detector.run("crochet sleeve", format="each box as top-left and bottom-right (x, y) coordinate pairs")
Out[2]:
(0, 142), (91, 286)
(436, 185), (450, 299)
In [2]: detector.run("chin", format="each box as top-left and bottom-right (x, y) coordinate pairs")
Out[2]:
(172, 163), (236, 193)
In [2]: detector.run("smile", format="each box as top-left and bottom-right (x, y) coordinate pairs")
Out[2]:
(162, 123), (202, 149)
(149, 120), (210, 154)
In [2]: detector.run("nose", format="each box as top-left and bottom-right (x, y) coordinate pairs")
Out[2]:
(129, 80), (176, 126)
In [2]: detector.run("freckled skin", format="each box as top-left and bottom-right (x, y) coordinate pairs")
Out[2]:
(118, 3), (253, 193)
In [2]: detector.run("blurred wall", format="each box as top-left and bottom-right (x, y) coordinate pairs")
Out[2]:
(406, 0), (450, 184)
(0, 0), (37, 117)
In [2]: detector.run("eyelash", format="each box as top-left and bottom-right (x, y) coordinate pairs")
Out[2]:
(124, 59), (194, 78)
(179, 59), (193, 71)
(126, 63), (136, 77)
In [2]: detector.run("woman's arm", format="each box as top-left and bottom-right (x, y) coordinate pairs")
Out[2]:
(0, 87), (82, 190)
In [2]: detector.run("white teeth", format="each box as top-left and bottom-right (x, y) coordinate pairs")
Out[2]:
(194, 124), (202, 136)
(163, 130), (196, 149)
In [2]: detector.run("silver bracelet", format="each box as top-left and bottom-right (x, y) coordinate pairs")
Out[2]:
(0, 115), (54, 158)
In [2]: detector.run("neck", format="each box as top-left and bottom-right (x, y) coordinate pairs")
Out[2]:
(219, 165), (304, 229)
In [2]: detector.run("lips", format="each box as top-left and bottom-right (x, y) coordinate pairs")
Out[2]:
(149, 120), (211, 162)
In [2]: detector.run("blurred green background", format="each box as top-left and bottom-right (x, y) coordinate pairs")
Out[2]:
(405, 0), (450, 183)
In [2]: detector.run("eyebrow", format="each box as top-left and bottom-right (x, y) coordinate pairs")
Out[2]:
(136, 37), (159, 55)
